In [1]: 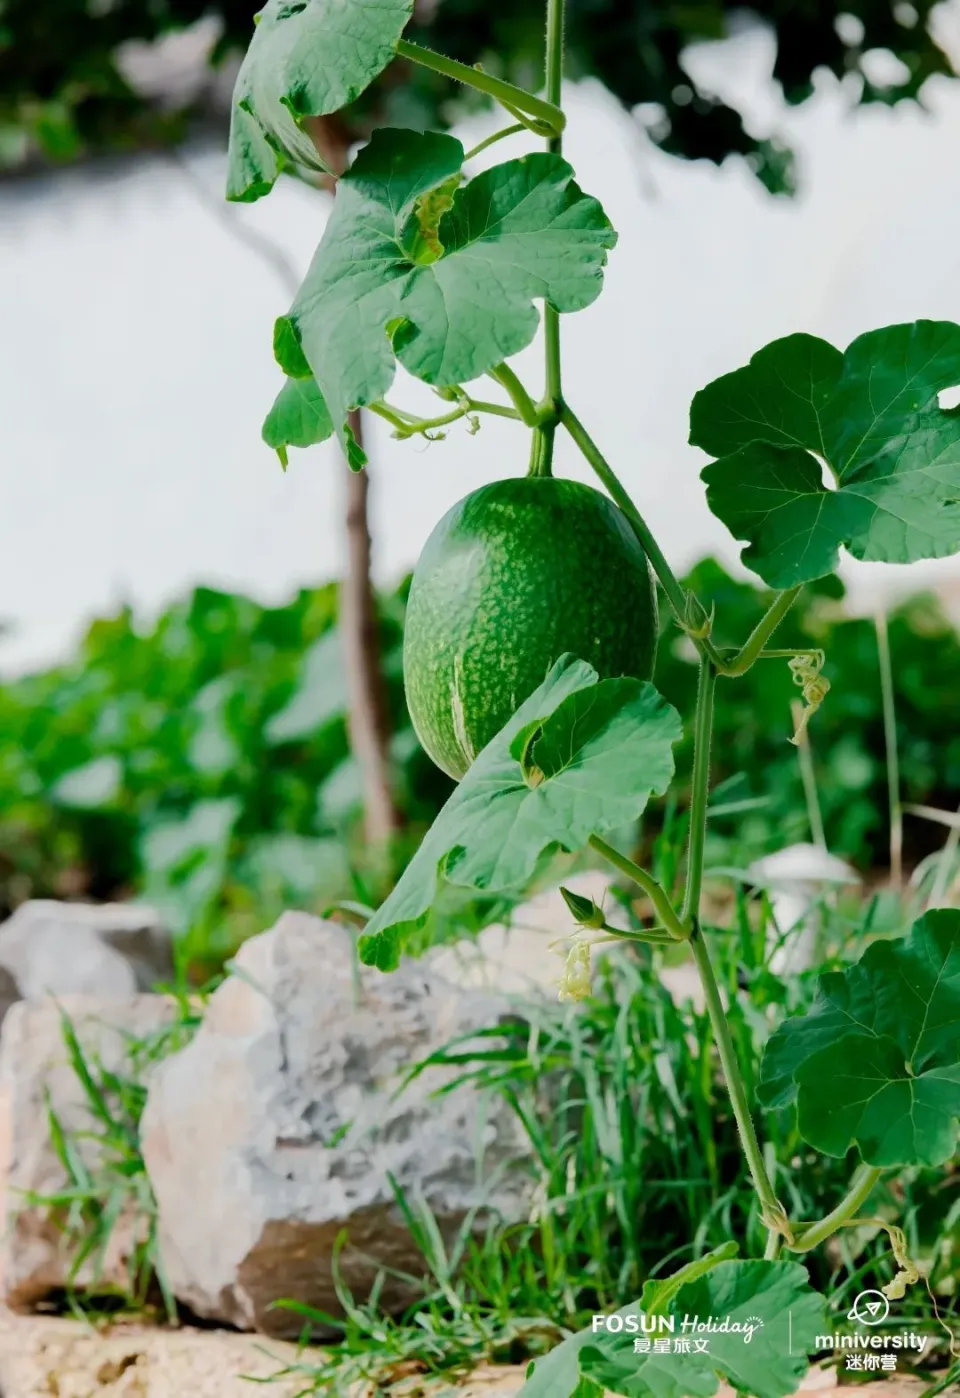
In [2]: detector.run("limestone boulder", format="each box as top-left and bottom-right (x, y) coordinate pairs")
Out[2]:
(0, 901), (174, 1001)
(140, 912), (533, 1336)
(0, 995), (176, 1308)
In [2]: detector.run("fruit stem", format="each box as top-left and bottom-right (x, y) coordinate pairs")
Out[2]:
(395, 40), (565, 136)
(534, 424), (555, 475)
(528, 427), (546, 475)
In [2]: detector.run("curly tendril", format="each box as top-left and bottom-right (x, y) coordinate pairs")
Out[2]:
(788, 651), (829, 746)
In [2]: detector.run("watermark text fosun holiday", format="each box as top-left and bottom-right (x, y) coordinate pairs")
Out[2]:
(591, 1313), (763, 1344)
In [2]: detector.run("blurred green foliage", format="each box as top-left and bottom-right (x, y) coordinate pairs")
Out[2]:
(2, 0), (958, 195)
(4, 559), (960, 960)
(655, 561), (960, 872)
(0, 580), (453, 962)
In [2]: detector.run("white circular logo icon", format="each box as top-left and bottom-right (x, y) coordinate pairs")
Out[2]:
(847, 1290), (890, 1326)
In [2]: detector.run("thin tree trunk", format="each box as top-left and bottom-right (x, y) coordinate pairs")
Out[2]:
(308, 117), (401, 848)
(341, 411), (400, 846)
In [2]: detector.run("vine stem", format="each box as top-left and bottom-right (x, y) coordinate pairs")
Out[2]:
(395, 40), (565, 135)
(562, 396), (876, 1261)
(560, 405), (724, 667)
(787, 1165), (884, 1253)
(682, 659), (715, 923)
(683, 653), (786, 1252)
(588, 836), (688, 941)
(540, 0), (564, 478)
(691, 930), (787, 1250)
(876, 611), (903, 888)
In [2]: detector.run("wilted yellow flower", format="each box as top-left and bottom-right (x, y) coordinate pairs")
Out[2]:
(558, 942), (592, 1003)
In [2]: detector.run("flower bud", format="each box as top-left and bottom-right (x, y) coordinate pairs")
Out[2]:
(560, 885), (605, 929)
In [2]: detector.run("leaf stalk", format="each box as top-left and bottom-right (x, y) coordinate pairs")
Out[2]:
(787, 1165), (884, 1253)
(463, 123), (529, 161)
(560, 404), (725, 667)
(489, 364), (543, 427)
(395, 40), (565, 136)
(368, 394), (520, 439)
(717, 588), (802, 676)
(681, 658), (715, 923)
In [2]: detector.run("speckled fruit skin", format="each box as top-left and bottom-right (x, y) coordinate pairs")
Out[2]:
(403, 476), (659, 780)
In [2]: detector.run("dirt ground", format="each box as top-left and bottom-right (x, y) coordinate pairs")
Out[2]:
(0, 1310), (941, 1398)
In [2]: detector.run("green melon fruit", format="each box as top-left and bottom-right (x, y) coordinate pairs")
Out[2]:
(403, 476), (659, 780)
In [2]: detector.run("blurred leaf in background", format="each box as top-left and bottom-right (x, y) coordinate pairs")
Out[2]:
(0, 579), (452, 969)
(2, 0), (959, 194)
(655, 561), (960, 872)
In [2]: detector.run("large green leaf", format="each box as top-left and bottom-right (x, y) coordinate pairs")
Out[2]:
(359, 655), (680, 972)
(226, 0), (414, 201)
(262, 376), (335, 467)
(273, 128), (617, 452)
(759, 909), (960, 1167)
(689, 321), (960, 586)
(518, 1246), (737, 1398)
(520, 1258), (825, 1398)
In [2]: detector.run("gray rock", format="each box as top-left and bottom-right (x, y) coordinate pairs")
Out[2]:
(0, 968), (19, 1035)
(140, 912), (533, 1336)
(0, 994), (176, 1309)
(0, 901), (173, 1000)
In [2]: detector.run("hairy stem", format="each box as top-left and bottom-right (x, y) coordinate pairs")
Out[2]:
(497, 97), (556, 137)
(588, 836), (688, 941)
(876, 611), (903, 888)
(395, 40), (565, 135)
(682, 656), (784, 1249)
(542, 0), (564, 427)
(682, 659), (715, 923)
(560, 405), (724, 666)
(788, 1165), (884, 1253)
(719, 588), (802, 676)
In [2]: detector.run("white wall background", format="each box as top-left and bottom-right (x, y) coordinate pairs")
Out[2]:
(4, 17), (960, 676)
